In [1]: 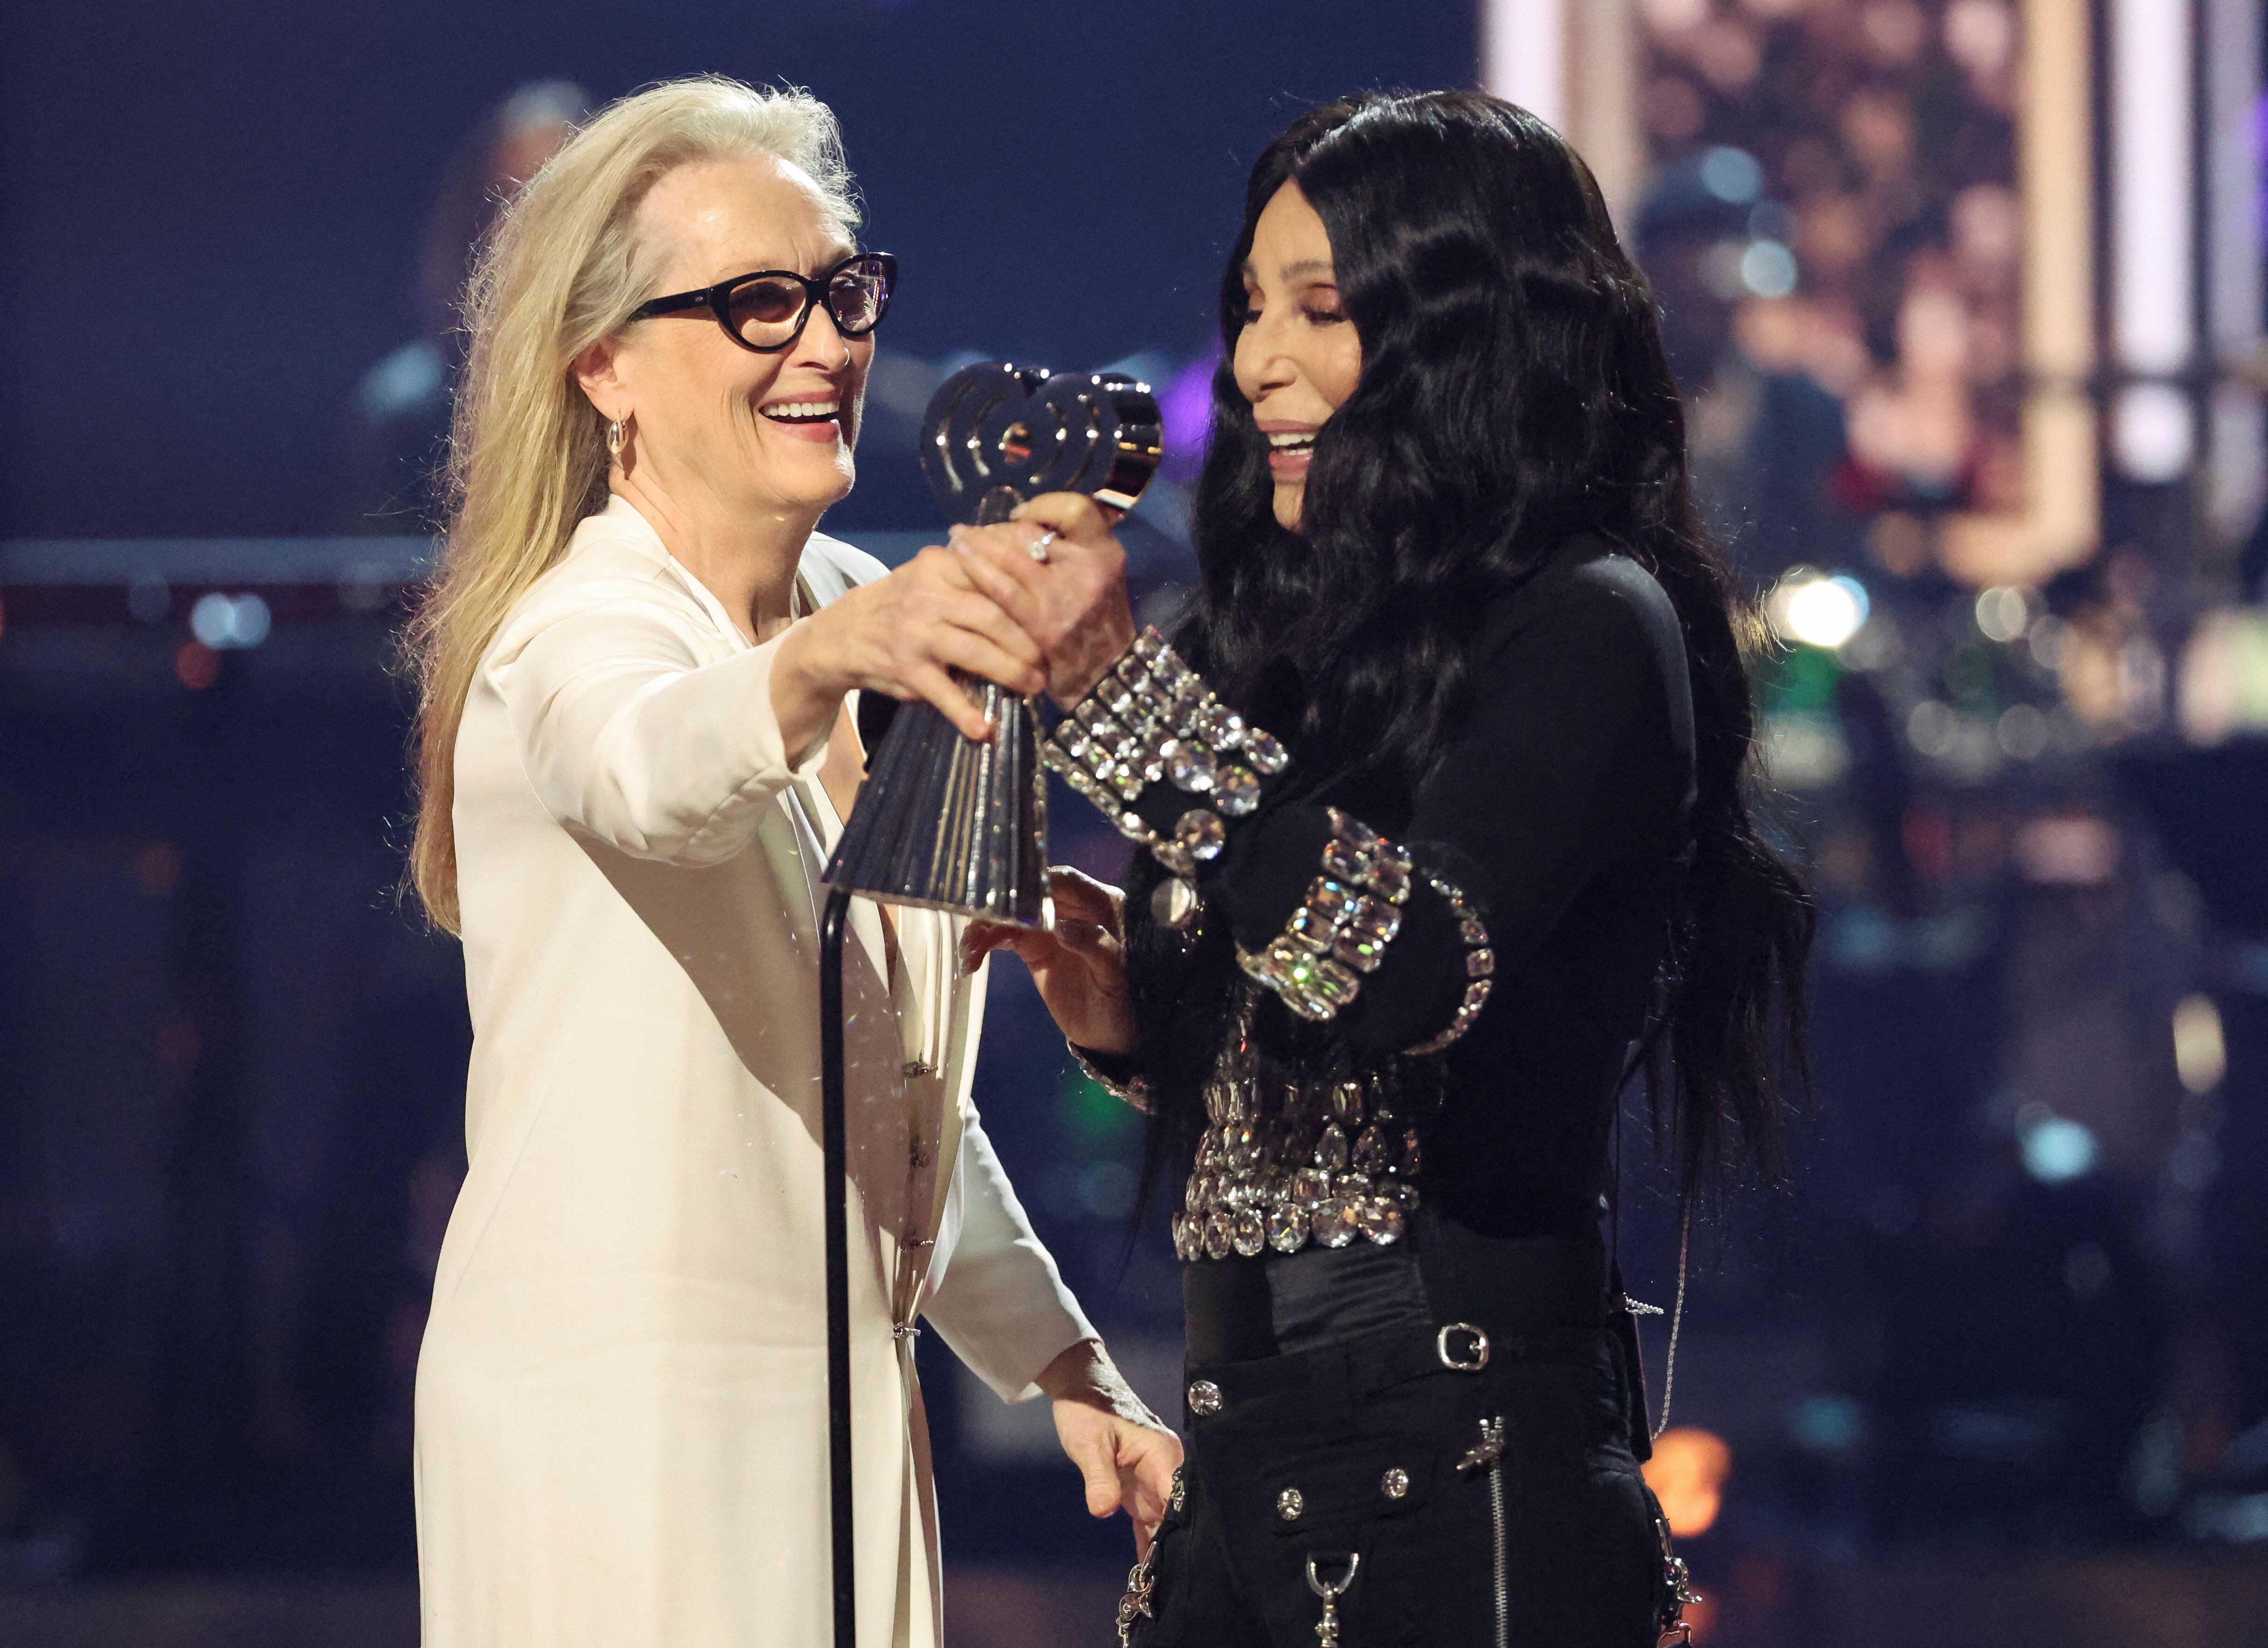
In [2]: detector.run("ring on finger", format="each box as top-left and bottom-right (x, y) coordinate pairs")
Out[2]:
(1026, 530), (1057, 563)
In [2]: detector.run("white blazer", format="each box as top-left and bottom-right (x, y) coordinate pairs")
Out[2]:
(415, 495), (1095, 1648)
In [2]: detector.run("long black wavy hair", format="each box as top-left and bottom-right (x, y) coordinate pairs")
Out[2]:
(1122, 90), (1813, 1205)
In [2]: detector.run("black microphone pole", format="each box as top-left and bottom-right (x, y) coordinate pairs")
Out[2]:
(819, 885), (856, 1648)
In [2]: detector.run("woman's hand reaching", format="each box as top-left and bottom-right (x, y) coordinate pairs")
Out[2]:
(1035, 1337), (1183, 1561)
(960, 866), (1135, 1055)
(772, 544), (1048, 752)
(949, 492), (1138, 705)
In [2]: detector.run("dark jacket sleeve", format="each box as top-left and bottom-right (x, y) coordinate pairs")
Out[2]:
(1204, 552), (1694, 1054)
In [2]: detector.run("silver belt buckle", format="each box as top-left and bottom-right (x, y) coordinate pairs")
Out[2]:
(1436, 1321), (1491, 1372)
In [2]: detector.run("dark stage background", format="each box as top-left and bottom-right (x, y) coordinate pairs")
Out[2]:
(6, 3), (2268, 1645)
(0, 0), (1470, 541)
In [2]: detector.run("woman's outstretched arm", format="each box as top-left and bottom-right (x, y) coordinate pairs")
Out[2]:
(492, 548), (1048, 868)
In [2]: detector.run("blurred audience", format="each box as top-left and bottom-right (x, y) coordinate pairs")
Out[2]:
(1637, 0), (2023, 582)
(337, 81), (585, 533)
(1628, 0), (2268, 1574)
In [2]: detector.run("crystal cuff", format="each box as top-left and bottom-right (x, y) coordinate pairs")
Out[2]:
(1038, 628), (1289, 881)
(1234, 807), (1414, 1022)
(1400, 868), (1494, 1055)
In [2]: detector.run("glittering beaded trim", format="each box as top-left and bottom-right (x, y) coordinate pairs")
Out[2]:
(1070, 1042), (1152, 1113)
(1401, 869), (1494, 1055)
(1038, 628), (1289, 878)
(1169, 998), (1422, 1262)
(1233, 806), (1415, 1023)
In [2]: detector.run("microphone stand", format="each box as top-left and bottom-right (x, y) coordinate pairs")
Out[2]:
(819, 885), (857, 1648)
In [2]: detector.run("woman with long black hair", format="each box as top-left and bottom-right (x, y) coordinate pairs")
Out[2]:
(958, 90), (1812, 1646)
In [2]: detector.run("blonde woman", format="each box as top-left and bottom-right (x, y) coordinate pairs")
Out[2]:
(404, 77), (1179, 1648)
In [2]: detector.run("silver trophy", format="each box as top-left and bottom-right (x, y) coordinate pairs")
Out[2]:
(824, 363), (1163, 923)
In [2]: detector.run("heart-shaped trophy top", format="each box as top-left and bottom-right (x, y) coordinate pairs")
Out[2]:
(918, 363), (1164, 525)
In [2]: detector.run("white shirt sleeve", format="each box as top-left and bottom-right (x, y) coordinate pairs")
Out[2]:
(921, 1109), (1098, 1404)
(484, 580), (834, 868)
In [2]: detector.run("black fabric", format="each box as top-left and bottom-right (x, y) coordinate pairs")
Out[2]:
(1132, 1217), (1675, 1648)
(1269, 1239), (1434, 1356)
(1146, 536), (1698, 1239)
(1069, 1040), (1141, 1091)
(1218, 803), (1335, 953)
(1183, 1214), (1615, 1366)
(855, 687), (900, 755)
(1184, 1240), (1435, 1365)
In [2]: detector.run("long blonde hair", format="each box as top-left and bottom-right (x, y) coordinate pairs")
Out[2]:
(403, 76), (860, 932)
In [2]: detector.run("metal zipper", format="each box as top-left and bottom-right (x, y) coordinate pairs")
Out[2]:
(1456, 1416), (1510, 1648)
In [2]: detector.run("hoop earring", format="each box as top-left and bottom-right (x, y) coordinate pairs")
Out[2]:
(606, 416), (627, 463)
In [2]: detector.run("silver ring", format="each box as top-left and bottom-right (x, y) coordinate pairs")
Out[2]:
(1026, 530), (1057, 563)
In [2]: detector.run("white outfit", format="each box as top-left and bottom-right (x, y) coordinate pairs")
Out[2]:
(416, 496), (1095, 1648)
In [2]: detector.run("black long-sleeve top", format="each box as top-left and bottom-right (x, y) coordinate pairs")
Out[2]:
(1120, 533), (1698, 1240)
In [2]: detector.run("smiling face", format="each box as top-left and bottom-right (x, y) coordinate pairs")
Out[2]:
(1234, 180), (1363, 532)
(589, 150), (870, 525)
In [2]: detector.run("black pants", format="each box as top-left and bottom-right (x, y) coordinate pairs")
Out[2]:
(1121, 1216), (1682, 1648)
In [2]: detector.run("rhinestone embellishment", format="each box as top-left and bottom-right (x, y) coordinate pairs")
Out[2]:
(1245, 729), (1288, 773)
(1213, 762), (1262, 815)
(1401, 867), (1495, 1056)
(1171, 994), (1426, 1265)
(1173, 809), (1227, 861)
(1232, 1206), (1267, 1258)
(1276, 1487), (1304, 1521)
(1233, 808), (1432, 1024)
(1267, 1201), (1307, 1252)
(1044, 625), (1291, 899)
(1380, 1467), (1411, 1501)
(1187, 1379), (1223, 1417)
(1151, 874), (1201, 929)
(1196, 704), (1245, 749)
(1164, 738), (1218, 793)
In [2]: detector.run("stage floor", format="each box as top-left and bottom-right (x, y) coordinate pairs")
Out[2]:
(6, 1555), (2268, 1647)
